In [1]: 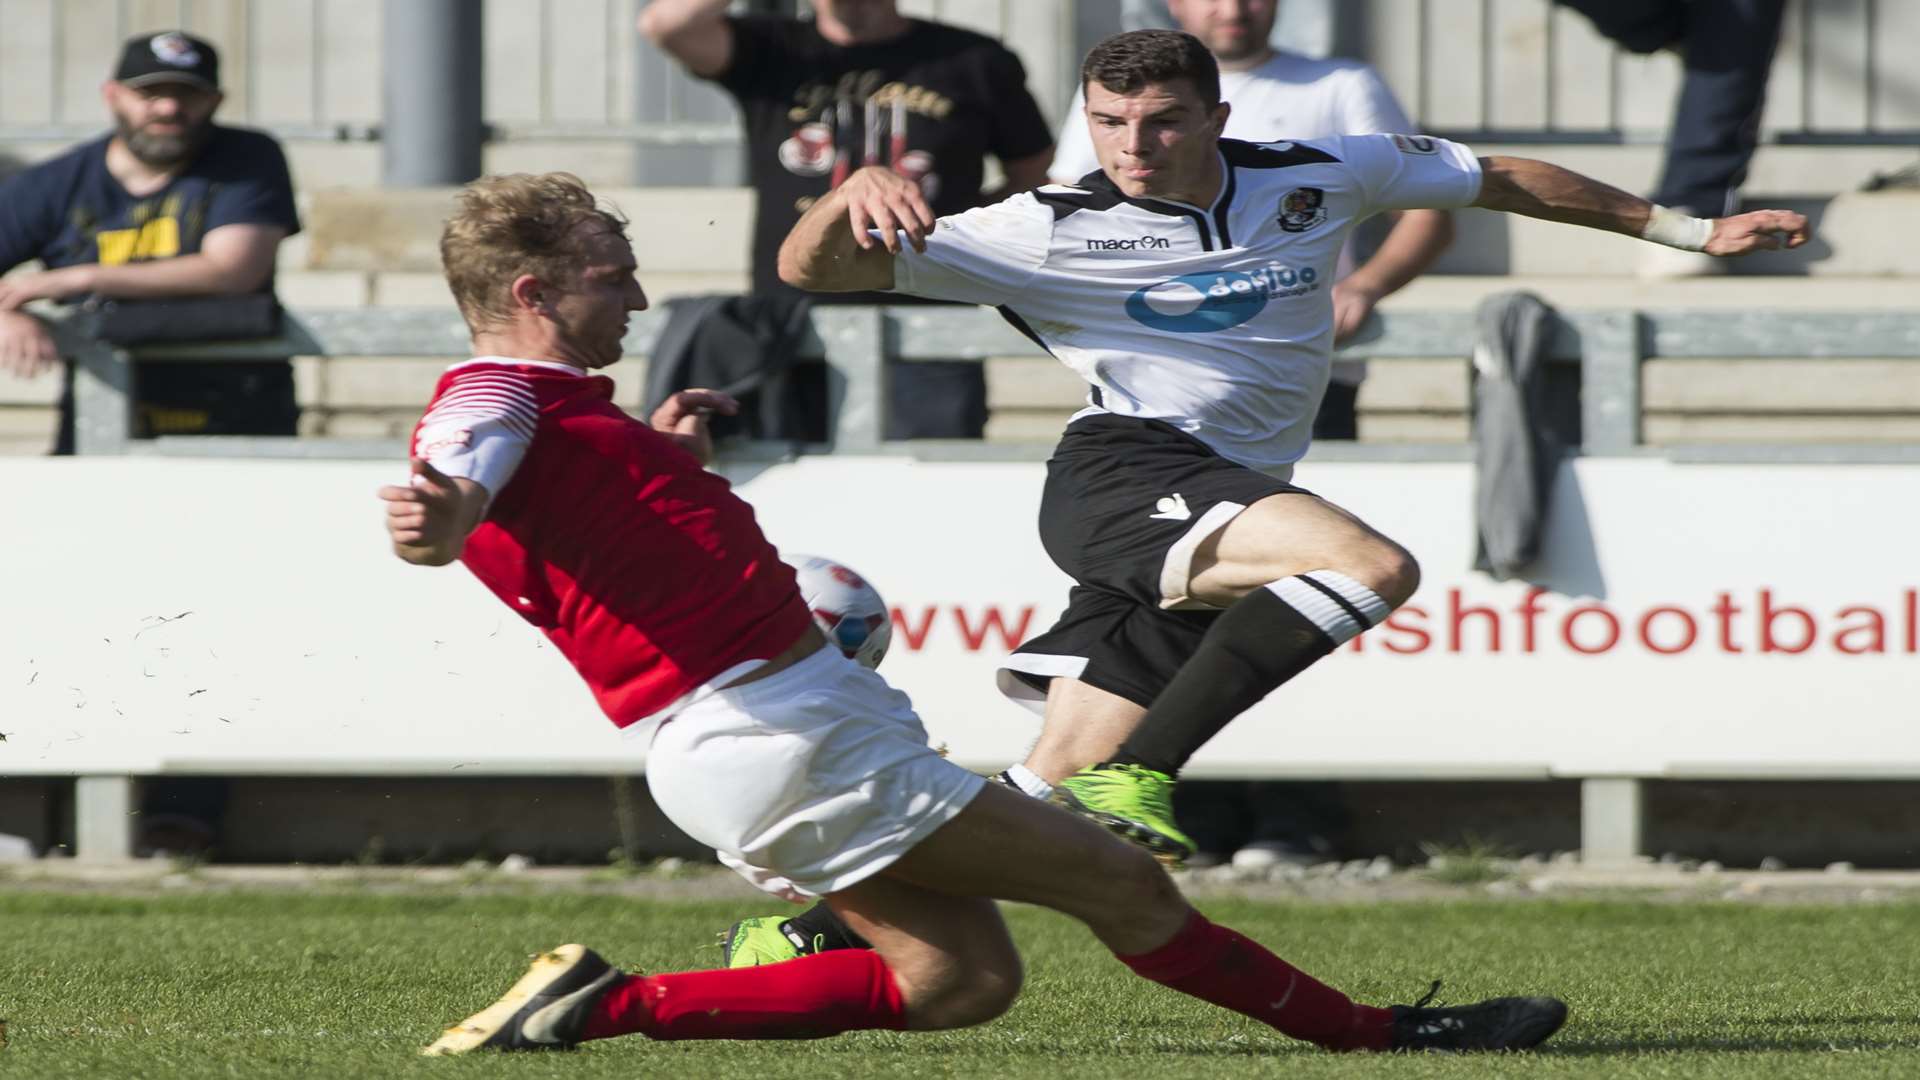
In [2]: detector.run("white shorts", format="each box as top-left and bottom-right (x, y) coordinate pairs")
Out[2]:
(646, 645), (986, 901)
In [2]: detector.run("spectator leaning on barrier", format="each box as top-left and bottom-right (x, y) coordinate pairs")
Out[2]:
(0, 30), (300, 453)
(637, 0), (1054, 439)
(1055, 0), (1454, 440)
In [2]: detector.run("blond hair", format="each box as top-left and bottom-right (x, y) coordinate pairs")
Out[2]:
(440, 172), (629, 330)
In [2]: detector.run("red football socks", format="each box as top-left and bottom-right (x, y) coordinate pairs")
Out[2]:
(581, 949), (908, 1041)
(1116, 911), (1393, 1051)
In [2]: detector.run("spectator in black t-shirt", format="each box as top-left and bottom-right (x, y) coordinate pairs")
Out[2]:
(0, 30), (301, 453)
(639, 0), (1054, 439)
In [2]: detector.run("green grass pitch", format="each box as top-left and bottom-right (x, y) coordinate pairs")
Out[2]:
(4, 890), (1919, 1078)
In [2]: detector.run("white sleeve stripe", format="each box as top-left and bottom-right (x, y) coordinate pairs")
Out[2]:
(419, 404), (537, 444)
(411, 371), (543, 497)
(433, 380), (539, 411)
(425, 390), (539, 425)
(435, 383), (537, 407)
(414, 415), (534, 497)
(420, 377), (541, 439)
(421, 408), (538, 445)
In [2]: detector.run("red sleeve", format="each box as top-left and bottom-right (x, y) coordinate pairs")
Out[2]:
(414, 369), (539, 499)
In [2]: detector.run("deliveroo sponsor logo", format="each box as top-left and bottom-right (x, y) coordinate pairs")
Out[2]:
(1124, 264), (1320, 333)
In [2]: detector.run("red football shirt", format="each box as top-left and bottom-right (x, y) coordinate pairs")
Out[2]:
(410, 357), (814, 727)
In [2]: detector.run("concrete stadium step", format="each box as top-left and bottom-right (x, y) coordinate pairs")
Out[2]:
(13, 134), (1908, 200)
(302, 187), (756, 273)
(1377, 275), (1920, 312)
(294, 185), (1920, 281)
(986, 367), (1920, 447)
(1468, 143), (1918, 203)
(1428, 191), (1920, 277)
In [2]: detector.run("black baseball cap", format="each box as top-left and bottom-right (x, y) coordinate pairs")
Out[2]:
(113, 31), (220, 91)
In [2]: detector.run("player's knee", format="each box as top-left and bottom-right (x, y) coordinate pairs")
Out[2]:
(1342, 539), (1418, 608)
(1374, 543), (1421, 607)
(1079, 843), (1189, 951)
(1100, 842), (1185, 918)
(910, 952), (1024, 1029)
(953, 958), (1024, 1026)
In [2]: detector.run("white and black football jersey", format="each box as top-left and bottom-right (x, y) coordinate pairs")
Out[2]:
(889, 134), (1482, 473)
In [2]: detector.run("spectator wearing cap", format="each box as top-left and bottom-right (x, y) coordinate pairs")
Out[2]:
(0, 30), (301, 453)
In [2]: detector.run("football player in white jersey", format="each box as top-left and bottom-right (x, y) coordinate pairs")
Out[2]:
(1051, 0), (1452, 366)
(733, 27), (1803, 966)
(1053, 0), (1453, 869)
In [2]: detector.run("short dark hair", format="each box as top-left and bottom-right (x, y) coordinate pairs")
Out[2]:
(1080, 30), (1220, 109)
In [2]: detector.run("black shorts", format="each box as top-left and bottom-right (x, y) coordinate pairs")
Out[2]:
(999, 414), (1310, 709)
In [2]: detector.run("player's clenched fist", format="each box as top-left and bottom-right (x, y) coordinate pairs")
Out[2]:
(650, 387), (740, 465)
(377, 458), (486, 566)
(1706, 209), (1810, 256)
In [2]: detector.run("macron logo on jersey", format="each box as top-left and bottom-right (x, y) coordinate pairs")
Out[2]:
(1086, 235), (1172, 252)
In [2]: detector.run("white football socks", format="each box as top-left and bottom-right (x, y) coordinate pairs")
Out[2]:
(1002, 763), (1054, 800)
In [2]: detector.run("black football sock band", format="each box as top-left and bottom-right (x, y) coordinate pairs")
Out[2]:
(1113, 570), (1391, 777)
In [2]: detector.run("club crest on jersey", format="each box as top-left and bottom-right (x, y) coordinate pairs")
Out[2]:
(1278, 187), (1327, 233)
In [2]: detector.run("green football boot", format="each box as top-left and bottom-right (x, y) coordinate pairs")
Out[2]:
(720, 915), (810, 968)
(1051, 762), (1195, 864)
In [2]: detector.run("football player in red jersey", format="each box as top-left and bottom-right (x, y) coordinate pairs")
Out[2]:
(386, 172), (1565, 1057)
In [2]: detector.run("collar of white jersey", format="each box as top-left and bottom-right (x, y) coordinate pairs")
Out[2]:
(1065, 145), (1241, 249)
(451, 355), (591, 377)
(1070, 148), (1235, 215)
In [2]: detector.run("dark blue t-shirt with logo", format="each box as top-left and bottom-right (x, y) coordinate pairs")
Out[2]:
(0, 124), (302, 446)
(0, 124), (299, 287)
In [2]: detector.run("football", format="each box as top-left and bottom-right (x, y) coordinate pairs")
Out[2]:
(788, 554), (894, 669)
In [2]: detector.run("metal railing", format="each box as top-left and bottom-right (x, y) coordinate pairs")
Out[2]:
(47, 304), (1920, 463)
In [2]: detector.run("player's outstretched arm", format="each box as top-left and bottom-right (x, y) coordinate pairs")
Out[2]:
(1471, 155), (1808, 257)
(777, 166), (930, 293)
(377, 458), (490, 567)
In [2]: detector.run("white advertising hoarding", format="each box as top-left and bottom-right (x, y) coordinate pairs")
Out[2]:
(1, 455), (1915, 780)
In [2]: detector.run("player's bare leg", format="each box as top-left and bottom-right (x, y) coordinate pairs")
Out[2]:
(1053, 492), (1418, 861)
(1186, 491), (1419, 608)
(434, 868), (1021, 1049)
(430, 781), (1561, 1054)
(825, 876), (1022, 1030)
(877, 780), (1190, 952)
(869, 782), (1565, 1051)
(1021, 676), (1145, 786)
(724, 675), (1144, 970)
(737, 494), (1427, 967)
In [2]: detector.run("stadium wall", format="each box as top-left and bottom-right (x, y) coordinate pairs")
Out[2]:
(4, 454), (1915, 781)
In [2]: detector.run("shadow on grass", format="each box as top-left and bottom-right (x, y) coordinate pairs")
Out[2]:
(1547, 1015), (1919, 1055)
